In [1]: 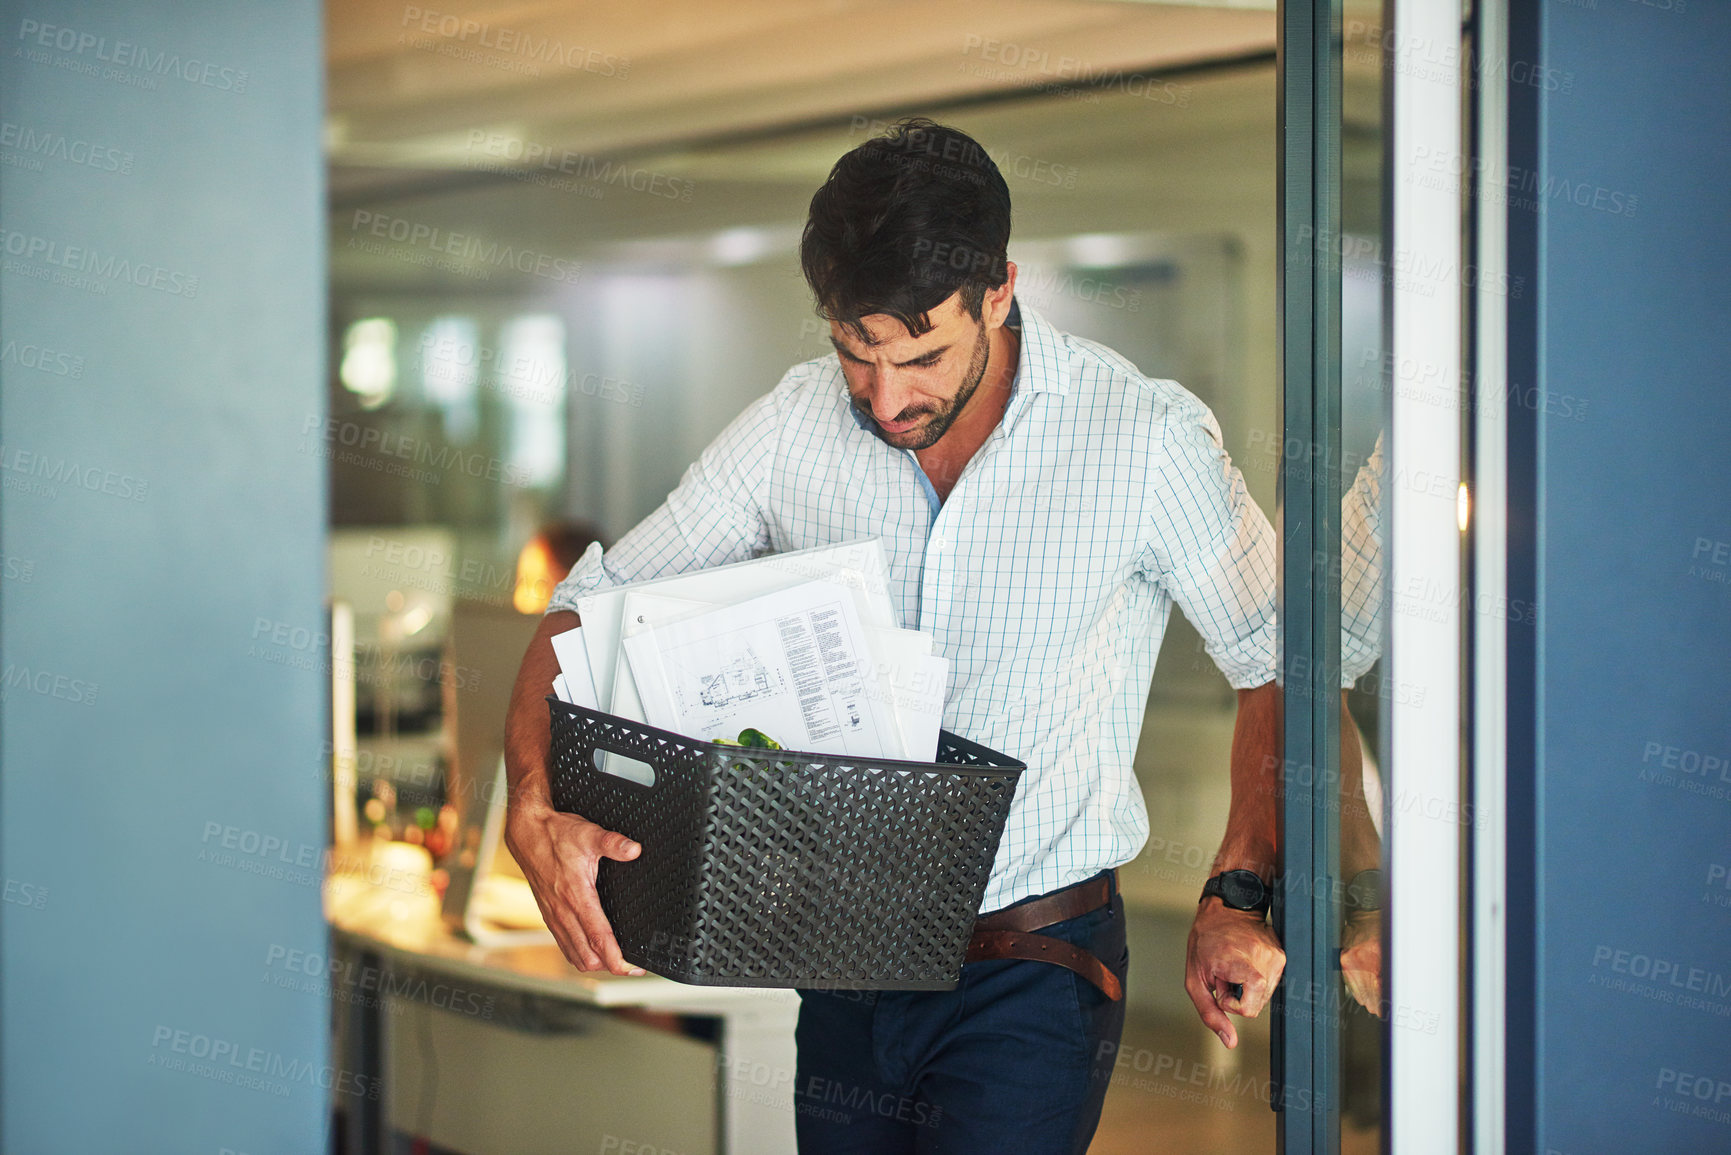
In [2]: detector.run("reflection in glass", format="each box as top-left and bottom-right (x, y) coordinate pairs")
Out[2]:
(1342, 432), (1386, 692)
(1340, 430), (1387, 1147)
(1341, 2), (1390, 1148)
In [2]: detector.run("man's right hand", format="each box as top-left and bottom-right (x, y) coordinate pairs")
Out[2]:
(501, 609), (647, 978)
(503, 791), (646, 977)
(1185, 897), (1286, 1049)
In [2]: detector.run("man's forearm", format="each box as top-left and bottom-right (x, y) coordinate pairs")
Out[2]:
(1187, 678), (1285, 1043)
(1214, 681), (1381, 883)
(1213, 680), (1281, 880)
(503, 609), (579, 815)
(1338, 695), (1380, 879)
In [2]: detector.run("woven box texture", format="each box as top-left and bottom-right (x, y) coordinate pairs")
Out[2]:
(546, 698), (1026, 989)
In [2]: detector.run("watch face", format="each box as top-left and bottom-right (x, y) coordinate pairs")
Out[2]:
(1346, 869), (1383, 910)
(1220, 870), (1266, 910)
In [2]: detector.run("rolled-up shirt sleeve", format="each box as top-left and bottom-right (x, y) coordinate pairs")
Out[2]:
(545, 390), (779, 615)
(1340, 432), (1386, 687)
(1138, 399), (1278, 690)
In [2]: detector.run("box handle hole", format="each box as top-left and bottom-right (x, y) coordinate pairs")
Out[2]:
(594, 748), (656, 787)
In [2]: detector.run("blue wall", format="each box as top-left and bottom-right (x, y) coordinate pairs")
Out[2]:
(0, 2), (329, 1151)
(1507, 1), (1731, 1150)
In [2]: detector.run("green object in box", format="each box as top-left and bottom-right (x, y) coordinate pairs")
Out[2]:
(713, 728), (782, 750)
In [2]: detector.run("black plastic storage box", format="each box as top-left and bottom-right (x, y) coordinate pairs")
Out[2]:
(545, 698), (1026, 989)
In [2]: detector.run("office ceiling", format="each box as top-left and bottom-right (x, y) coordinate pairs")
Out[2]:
(325, 0), (1277, 202)
(319, 1), (1445, 295)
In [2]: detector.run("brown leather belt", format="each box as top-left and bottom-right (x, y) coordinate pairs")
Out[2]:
(964, 871), (1122, 1001)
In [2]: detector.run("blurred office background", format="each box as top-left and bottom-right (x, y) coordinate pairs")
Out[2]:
(316, 2), (1383, 1151)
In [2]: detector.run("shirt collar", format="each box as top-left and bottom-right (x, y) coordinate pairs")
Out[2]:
(1007, 298), (1072, 398)
(841, 295), (1071, 432)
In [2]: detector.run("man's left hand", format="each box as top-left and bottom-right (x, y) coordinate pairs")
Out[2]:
(1185, 898), (1286, 1049)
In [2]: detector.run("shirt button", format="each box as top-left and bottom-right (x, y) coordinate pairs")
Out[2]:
(931, 536), (947, 551)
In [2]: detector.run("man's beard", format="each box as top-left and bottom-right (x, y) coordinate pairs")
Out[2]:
(852, 324), (992, 451)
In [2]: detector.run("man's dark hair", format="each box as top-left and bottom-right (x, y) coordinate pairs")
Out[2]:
(800, 117), (1011, 340)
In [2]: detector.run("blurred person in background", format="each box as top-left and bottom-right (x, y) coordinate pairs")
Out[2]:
(512, 519), (605, 614)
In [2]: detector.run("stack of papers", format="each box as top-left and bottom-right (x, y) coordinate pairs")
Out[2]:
(550, 539), (947, 764)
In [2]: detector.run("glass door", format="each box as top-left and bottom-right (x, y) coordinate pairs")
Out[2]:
(1274, 0), (1468, 1151)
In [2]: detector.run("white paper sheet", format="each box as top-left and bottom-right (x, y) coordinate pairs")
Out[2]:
(548, 625), (601, 710)
(575, 539), (895, 711)
(857, 629), (948, 762)
(551, 674), (574, 704)
(897, 655), (949, 761)
(622, 580), (905, 758)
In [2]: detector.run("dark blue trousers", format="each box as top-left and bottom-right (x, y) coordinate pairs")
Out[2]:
(793, 873), (1129, 1154)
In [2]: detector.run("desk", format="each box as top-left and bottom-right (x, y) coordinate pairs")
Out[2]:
(326, 874), (799, 1155)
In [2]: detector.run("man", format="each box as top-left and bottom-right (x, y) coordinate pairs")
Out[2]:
(503, 118), (1297, 1152)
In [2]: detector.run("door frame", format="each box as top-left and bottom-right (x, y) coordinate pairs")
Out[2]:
(1275, 1), (1470, 1151)
(1275, 0), (1345, 1150)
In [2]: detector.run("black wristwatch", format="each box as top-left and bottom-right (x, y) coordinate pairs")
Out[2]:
(1200, 869), (1271, 915)
(1344, 868), (1383, 913)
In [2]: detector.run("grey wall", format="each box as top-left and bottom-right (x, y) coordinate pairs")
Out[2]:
(1506, 2), (1731, 1150)
(0, 2), (329, 1151)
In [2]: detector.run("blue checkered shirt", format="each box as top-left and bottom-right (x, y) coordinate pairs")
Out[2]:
(549, 300), (1277, 911)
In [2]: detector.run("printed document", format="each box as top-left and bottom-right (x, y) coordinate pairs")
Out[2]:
(621, 580), (904, 758)
(613, 592), (714, 736)
(574, 539), (895, 710)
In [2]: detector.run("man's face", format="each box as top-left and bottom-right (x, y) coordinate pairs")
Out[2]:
(830, 293), (993, 452)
